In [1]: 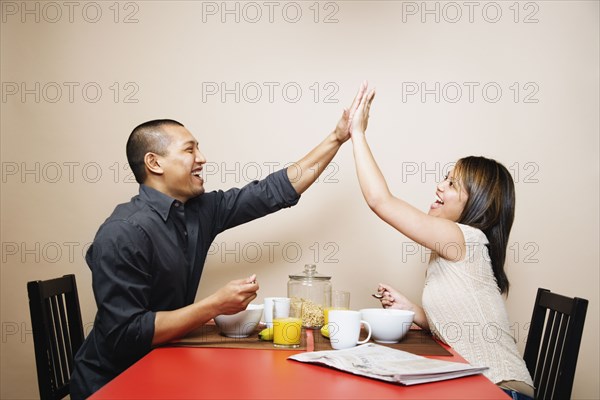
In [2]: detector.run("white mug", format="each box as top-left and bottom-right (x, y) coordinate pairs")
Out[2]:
(263, 297), (289, 327)
(328, 310), (372, 350)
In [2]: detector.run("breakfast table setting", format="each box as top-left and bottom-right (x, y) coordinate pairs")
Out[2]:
(89, 265), (509, 399)
(170, 304), (452, 357)
(167, 289), (486, 385)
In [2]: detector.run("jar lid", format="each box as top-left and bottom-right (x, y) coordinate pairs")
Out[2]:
(289, 264), (331, 280)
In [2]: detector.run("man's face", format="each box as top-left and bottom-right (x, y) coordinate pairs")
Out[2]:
(157, 125), (206, 202)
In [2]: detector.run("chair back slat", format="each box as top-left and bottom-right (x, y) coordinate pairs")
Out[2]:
(64, 289), (84, 357)
(537, 310), (559, 397)
(523, 288), (588, 400)
(50, 298), (62, 388)
(547, 313), (569, 398)
(44, 297), (63, 390)
(58, 297), (75, 374)
(533, 310), (553, 387)
(28, 275), (84, 400)
(50, 296), (68, 385)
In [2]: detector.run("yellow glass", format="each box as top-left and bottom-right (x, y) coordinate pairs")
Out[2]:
(273, 317), (302, 348)
(324, 291), (350, 325)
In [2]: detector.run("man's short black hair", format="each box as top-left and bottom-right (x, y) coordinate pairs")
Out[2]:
(126, 119), (184, 184)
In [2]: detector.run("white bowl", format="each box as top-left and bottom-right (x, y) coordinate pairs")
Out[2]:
(214, 304), (264, 338)
(359, 308), (415, 343)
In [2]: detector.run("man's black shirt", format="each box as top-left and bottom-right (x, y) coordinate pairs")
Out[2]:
(70, 169), (299, 399)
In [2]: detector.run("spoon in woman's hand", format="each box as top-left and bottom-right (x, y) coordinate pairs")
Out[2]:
(372, 293), (384, 299)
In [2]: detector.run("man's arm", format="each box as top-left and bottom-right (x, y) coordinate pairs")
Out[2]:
(152, 275), (258, 345)
(287, 83), (367, 195)
(90, 220), (259, 350)
(206, 83), (367, 234)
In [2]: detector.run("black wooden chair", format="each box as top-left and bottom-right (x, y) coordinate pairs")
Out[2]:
(27, 274), (84, 400)
(523, 288), (588, 400)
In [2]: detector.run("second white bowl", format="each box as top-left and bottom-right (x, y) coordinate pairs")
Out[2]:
(359, 308), (415, 343)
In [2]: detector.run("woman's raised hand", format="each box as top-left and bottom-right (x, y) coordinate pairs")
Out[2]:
(333, 82), (368, 142)
(351, 82), (376, 136)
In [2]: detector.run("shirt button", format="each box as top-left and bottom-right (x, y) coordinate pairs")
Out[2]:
(174, 202), (180, 207)
(184, 231), (188, 236)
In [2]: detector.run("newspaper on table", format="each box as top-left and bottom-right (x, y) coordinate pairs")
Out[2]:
(288, 343), (488, 385)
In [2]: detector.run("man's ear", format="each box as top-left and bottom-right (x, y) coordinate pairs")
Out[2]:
(144, 152), (164, 176)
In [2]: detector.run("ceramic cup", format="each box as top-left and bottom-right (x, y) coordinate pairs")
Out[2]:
(328, 310), (371, 350)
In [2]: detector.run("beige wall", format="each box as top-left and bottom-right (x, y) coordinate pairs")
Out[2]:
(1, 1), (598, 398)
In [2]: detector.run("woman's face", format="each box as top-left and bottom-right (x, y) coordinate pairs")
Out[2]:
(428, 168), (469, 222)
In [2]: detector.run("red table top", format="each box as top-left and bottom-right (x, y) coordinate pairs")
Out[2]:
(91, 335), (509, 399)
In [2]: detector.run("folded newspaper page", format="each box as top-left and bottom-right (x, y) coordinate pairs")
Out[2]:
(289, 343), (488, 385)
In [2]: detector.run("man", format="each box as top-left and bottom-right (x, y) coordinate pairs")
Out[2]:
(70, 84), (367, 399)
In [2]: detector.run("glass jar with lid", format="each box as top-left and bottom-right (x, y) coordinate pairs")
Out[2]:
(287, 264), (332, 329)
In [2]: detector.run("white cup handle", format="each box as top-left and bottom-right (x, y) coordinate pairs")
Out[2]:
(357, 320), (372, 344)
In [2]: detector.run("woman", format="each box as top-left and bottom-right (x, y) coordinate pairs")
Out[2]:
(350, 83), (534, 399)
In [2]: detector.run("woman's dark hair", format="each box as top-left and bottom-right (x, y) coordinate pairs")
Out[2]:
(454, 156), (515, 294)
(126, 119), (184, 184)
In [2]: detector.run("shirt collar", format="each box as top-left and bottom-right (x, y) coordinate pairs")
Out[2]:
(139, 184), (181, 222)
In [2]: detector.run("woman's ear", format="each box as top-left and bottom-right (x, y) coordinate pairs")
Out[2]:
(144, 152), (164, 176)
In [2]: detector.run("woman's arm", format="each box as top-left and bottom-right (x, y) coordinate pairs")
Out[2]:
(377, 283), (429, 330)
(350, 87), (466, 262)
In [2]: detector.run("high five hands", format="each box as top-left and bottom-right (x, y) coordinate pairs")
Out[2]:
(333, 81), (376, 142)
(351, 82), (376, 136)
